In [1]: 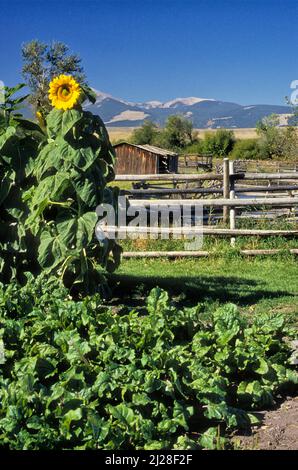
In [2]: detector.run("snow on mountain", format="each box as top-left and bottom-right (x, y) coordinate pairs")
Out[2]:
(140, 100), (163, 109)
(90, 91), (214, 109)
(89, 89), (112, 105)
(85, 89), (292, 128)
(161, 97), (215, 108)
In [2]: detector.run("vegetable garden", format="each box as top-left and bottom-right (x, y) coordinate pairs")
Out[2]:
(0, 75), (297, 450)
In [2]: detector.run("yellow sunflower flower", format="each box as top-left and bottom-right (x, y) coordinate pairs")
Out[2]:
(48, 75), (81, 110)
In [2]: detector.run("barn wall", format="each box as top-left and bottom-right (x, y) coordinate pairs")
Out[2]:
(169, 156), (179, 173)
(114, 144), (158, 175)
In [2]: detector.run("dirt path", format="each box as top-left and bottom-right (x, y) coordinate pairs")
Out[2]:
(235, 396), (298, 450)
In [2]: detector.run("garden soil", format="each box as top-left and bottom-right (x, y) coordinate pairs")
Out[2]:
(235, 396), (298, 450)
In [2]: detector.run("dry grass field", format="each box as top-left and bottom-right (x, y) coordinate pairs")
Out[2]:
(107, 127), (135, 143)
(194, 128), (258, 139)
(107, 126), (259, 143)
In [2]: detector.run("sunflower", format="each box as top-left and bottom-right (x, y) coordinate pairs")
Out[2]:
(48, 75), (81, 110)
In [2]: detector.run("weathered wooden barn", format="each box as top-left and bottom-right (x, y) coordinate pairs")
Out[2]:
(113, 142), (178, 175)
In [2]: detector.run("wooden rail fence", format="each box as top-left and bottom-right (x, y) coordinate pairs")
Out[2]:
(110, 159), (298, 257)
(122, 249), (298, 258)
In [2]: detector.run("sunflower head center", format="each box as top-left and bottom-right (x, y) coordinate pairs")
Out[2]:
(61, 86), (70, 97)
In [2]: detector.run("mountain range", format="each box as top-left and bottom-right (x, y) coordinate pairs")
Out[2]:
(84, 89), (293, 129)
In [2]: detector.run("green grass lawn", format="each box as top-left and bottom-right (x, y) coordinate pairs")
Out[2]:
(109, 256), (298, 321)
(120, 234), (298, 252)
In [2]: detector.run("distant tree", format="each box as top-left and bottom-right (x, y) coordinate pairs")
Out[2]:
(161, 115), (196, 150)
(131, 120), (159, 145)
(229, 139), (259, 160)
(202, 129), (235, 157)
(285, 94), (298, 126)
(22, 40), (86, 113)
(256, 114), (298, 160)
(256, 114), (282, 159)
(256, 113), (280, 133)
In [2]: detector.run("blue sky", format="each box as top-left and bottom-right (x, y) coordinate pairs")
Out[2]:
(0, 0), (297, 105)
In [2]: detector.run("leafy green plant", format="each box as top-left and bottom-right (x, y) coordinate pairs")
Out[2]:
(0, 83), (30, 127)
(26, 85), (121, 295)
(0, 84), (45, 283)
(202, 129), (235, 157)
(0, 279), (296, 450)
(229, 138), (260, 160)
(184, 140), (205, 154)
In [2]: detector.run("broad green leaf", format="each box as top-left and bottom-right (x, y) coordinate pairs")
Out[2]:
(33, 141), (61, 179)
(173, 435), (199, 450)
(61, 408), (82, 436)
(0, 170), (15, 205)
(38, 230), (65, 269)
(57, 216), (77, 248)
(62, 109), (82, 137)
(199, 427), (226, 450)
(248, 413), (261, 425)
(46, 108), (63, 139)
(254, 357), (269, 375)
(13, 118), (43, 132)
(0, 126), (17, 152)
(87, 412), (110, 441)
(76, 211), (98, 248)
(108, 404), (135, 427)
(72, 175), (99, 207)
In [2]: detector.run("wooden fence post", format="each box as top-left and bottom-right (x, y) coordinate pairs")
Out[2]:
(223, 158), (230, 224)
(229, 160), (236, 246)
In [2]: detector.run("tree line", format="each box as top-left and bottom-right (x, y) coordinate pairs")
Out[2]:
(130, 115), (298, 161)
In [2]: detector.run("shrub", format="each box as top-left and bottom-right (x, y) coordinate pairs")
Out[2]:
(229, 139), (260, 160)
(184, 140), (205, 154)
(202, 129), (235, 157)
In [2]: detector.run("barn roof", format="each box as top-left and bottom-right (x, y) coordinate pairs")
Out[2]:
(113, 142), (178, 157)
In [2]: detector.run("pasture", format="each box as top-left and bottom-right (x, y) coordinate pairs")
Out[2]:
(113, 255), (298, 314)
(107, 126), (260, 144)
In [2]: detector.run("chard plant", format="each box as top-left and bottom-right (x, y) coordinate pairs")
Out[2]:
(0, 280), (297, 450)
(26, 75), (121, 295)
(0, 84), (44, 283)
